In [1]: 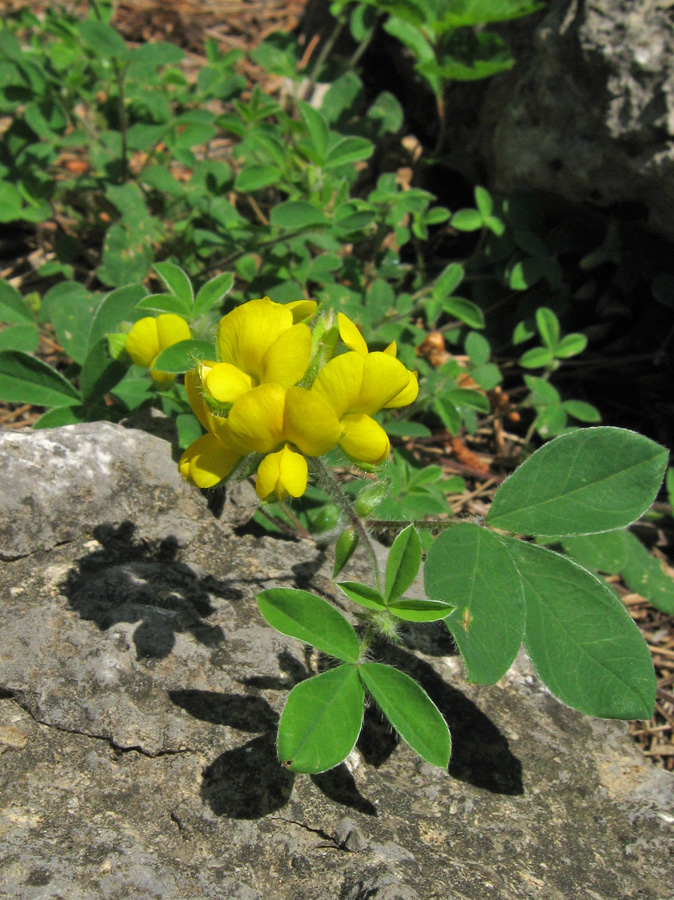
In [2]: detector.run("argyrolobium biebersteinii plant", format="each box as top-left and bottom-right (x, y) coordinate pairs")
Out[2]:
(174, 295), (668, 776)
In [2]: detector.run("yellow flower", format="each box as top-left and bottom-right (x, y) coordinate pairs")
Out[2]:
(311, 344), (418, 465)
(227, 382), (342, 500)
(178, 371), (244, 488)
(125, 314), (191, 384)
(337, 312), (418, 408)
(203, 298), (317, 406)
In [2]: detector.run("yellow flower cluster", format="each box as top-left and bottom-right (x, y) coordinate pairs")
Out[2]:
(125, 314), (191, 384)
(178, 298), (418, 501)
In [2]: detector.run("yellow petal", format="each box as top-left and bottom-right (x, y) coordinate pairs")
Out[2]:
(149, 368), (175, 385)
(351, 352), (410, 415)
(339, 414), (390, 465)
(217, 298), (293, 381)
(261, 323), (312, 387)
(384, 341), (397, 356)
(126, 317), (160, 368)
(227, 383), (286, 453)
(179, 433), (241, 488)
(284, 386), (342, 457)
(337, 312), (368, 356)
(205, 362), (255, 404)
(311, 351), (364, 418)
(286, 300), (317, 322)
(256, 444), (308, 500)
(156, 313), (191, 351)
(184, 369), (229, 441)
(384, 369), (419, 408)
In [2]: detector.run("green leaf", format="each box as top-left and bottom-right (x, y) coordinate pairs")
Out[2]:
(324, 136), (374, 169)
(434, 262), (464, 297)
(519, 346), (554, 368)
(425, 523), (525, 683)
(79, 339), (127, 401)
(88, 284), (147, 353)
(486, 427), (669, 537)
(153, 261), (193, 306)
(451, 209), (483, 231)
(446, 388), (490, 413)
(277, 665), (364, 773)
(501, 538), (656, 719)
(561, 531), (629, 574)
(135, 293), (192, 318)
(384, 524), (422, 602)
(298, 100), (329, 161)
(444, 296), (485, 329)
(474, 186), (493, 218)
(0, 280), (33, 325)
(270, 201), (329, 229)
(619, 530), (674, 615)
(562, 400), (601, 423)
(176, 412), (203, 450)
(359, 663), (450, 768)
(79, 20), (129, 59)
(336, 581), (386, 611)
(465, 331), (490, 366)
(0, 323), (39, 353)
(387, 597), (454, 622)
(193, 272), (234, 319)
(355, 479), (391, 516)
(234, 164), (282, 192)
(153, 339), (215, 374)
(42, 282), (97, 365)
(97, 221), (155, 288)
(434, 396), (460, 434)
(333, 528), (359, 579)
(257, 588), (360, 663)
(0, 351), (80, 407)
(535, 307), (560, 349)
(34, 405), (92, 429)
(471, 363), (502, 390)
(555, 333), (588, 358)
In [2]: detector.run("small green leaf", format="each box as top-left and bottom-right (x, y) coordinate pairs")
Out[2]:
(486, 427), (669, 537)
(193, 272), (234, 318)
(446, 388), (490, 413)
(324, 136), (374, 169)
(88, 284), (147, 354)
(0, 323), (39, 353)
(561, 531), (629, 574)
(434, 262), (464, 297)
(501, 538), (656, 719)
(153, 339), (215, 374)
(0, 280), (33, 325)
(444, 297), (485, 329)
(519, 346), (554, 368)
(555, 333), (588, 358)
(333, 528), (360, 579)
(387, 597), (454, 622)
(619, 530), (674, 615)
(257, 589), (360, 663)
(0, 351), (80, 407)
(43, 282), (97, 365)
(336, 581), (386, 611)
(535, 307), (560, 349)
(562, 400), (601, 423)
(474, 186), (493, 218)
(298, 100), (329, 161)
(385, 524), (422, 603)
(153, 261), (193, 306)
(270, 201), (329, 229)
(135, 293), (192, 318)
(34, 405), (92, 429)
(465, 331), (490, 366)
(434, 396), (461, 434)
(359, 663), (450, 768)
(176, 412), (203, 450)
(451, 209), (483, 231)
(79, 20), (129, 59)
(235, 164), (282, 192)
(277, 665), (364, 773)
(425, 523), (524, 684)
(79, 339), (127, 401)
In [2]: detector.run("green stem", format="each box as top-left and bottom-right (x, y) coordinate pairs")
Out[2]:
(115, 62), (129, 183)
(308, 457), (382, 592)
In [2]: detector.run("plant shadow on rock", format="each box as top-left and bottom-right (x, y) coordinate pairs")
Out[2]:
(173, 658), (377, 819)
(62, 521), (243, 659)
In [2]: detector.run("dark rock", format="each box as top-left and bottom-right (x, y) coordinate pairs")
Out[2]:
(0, 424), (672, 899)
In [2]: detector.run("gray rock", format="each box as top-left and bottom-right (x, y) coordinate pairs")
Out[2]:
(0, 423), (672, 899)
(473, 0), (674, 240)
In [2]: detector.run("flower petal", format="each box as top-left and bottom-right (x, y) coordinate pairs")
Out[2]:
(338, 312), (368, 356)
(184, 369), (229, 440)
(125, 317), (160, 368)
(218, 298), (293, 381)
(384, 369), (419, 408)
(339, 414), (390, 465)
(352, 352), (410, 415)
(156, 313), (191, 351)
(286, 300), (317, 322)
(149, 368), (175, 385)
(227, 383), (286, 453)
(256, 444), (308, 500)
(261, 322), (312, 388)
(284, 386), (342, 456)
(383, 341), (397, 356)
(205, 362), (255, 404)
(179, 433), (241, 488)
(311, 351), (364, 418)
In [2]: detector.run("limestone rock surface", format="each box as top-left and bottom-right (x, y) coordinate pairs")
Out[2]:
(0, 423), (672, 900)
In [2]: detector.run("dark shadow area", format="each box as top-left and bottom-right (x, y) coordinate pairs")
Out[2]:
(369, 640), (524, 796)
(169, 689), (278, 733)
(357, 704), (399, 769)
(61, 521), (242, 660)
(311, 766), (377, 816)
(237, 649), (308, 691)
